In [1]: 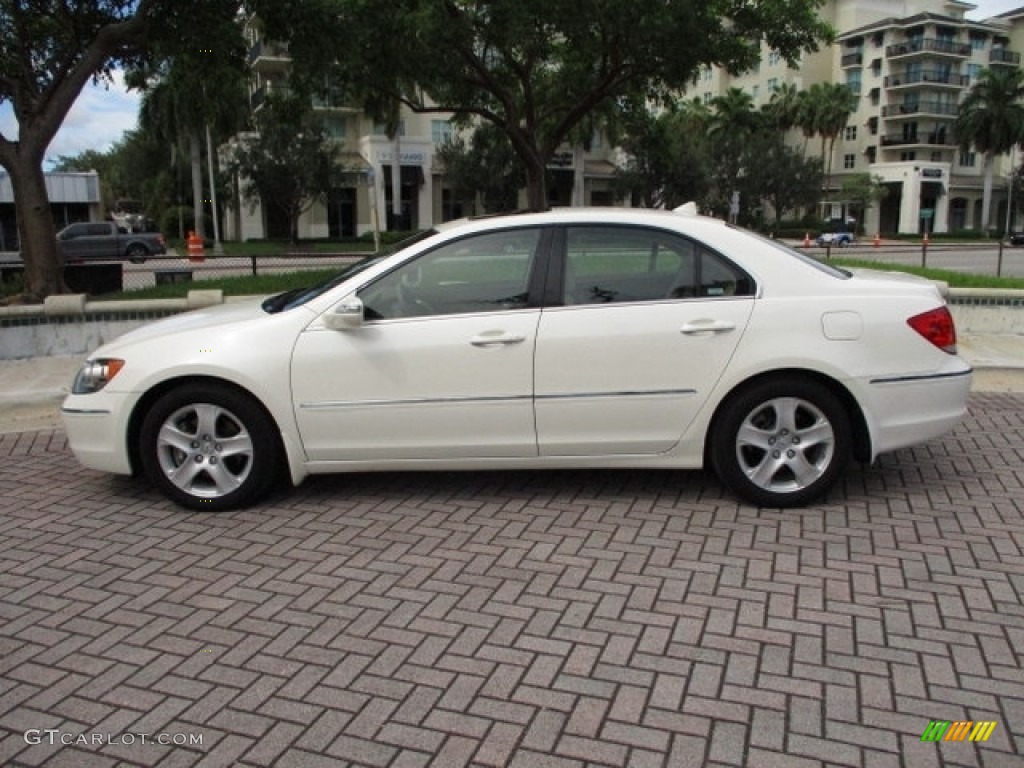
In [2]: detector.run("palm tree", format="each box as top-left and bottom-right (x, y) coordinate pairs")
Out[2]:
(799, 82), (858, 199)
(708, 88), (761, 211)
(955, 67), (1024, 234)
(765, 82), (802, 136)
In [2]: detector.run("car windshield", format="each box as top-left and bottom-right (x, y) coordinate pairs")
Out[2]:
(262, 230), (438, 313)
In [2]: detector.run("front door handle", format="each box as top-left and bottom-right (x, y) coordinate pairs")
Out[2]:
(470, 332), (526, 347)
(680, 320), (736, 336)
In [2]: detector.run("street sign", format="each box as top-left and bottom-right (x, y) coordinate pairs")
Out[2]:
(920, 208), (934, 220)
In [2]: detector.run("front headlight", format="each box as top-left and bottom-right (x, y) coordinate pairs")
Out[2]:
(72, 358), (125, 394)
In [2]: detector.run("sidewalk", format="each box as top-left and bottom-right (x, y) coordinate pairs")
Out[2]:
(0, 333), (1021, 434)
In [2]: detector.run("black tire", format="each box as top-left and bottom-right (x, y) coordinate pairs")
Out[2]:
(711, 377), (851, 508)
(126, 245), (148, 264)
(139, 383), (281, 511)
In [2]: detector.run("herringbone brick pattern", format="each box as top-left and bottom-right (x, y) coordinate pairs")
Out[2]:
(0, 393), (1021, 767)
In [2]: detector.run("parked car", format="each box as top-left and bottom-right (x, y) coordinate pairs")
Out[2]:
(816, 230), (856, 247)
(61, 207), (971, 511)
(57, 221), (166, 264)
(1009, 231), (1024, 246)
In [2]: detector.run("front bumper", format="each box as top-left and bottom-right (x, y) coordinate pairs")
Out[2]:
(61, 391), (138, 475)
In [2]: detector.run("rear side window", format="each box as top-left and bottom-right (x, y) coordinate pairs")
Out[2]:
(563, 226), (753, 306)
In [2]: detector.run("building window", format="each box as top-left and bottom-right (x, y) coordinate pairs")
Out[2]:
(324, 116), (347, 139)
(900, 151), (917, 161)
(844, 126), (857, 141)
(703, 66), (713, 81)
(751, 84), (760, 100)
(971, 32), (987, 50)
(959, 151), (976, 167)
(766, 77), (778, 92)
(871, 59), (882, 77)
(965, 63), (982, 82)
(768, 51), (782, 66)
(703, 92), (713, 104)
(844, 154), (856, 169)
(431, 120), (453, 145)
(846, 71), (861, 94)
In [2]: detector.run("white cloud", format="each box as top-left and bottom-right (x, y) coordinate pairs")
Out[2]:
(0, 70), (140, 169)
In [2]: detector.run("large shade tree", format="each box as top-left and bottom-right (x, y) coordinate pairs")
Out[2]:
(0, 0), (242, 301)
(251, 0), (833, 210)
(955, 67), (1024, 234)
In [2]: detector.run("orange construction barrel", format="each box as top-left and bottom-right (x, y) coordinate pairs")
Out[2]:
(187, 231), (205, 263)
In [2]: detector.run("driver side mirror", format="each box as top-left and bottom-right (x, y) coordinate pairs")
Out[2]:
(324, 297), (365, 331)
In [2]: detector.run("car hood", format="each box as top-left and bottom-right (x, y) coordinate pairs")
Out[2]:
(95, 297), (288, 353)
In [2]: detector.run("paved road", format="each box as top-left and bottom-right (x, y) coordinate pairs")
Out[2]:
(0, 393), (1021, 767)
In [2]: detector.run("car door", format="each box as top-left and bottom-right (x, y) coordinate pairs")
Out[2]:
(534, 224), (756, 456)
(291, 227), (548, 462)
(58, 223), (91, 261)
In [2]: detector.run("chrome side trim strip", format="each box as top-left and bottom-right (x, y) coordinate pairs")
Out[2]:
(300, 395), (533, 410)
(536, 389), (696, 401)
(869, 369), (973, 385)
(60, 407), (112, 415)
(299, 389), (695, 411)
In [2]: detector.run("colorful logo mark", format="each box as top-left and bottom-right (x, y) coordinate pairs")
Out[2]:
(921, 721), (997, 743)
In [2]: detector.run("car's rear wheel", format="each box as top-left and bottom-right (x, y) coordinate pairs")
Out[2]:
(139, 383), (281, 511)
(126, 244), (147, 264)
(711, 377), (851, 507)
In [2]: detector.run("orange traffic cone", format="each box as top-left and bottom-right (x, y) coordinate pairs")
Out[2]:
(873, 233), (880, 248)
(803, 232), (811, 247)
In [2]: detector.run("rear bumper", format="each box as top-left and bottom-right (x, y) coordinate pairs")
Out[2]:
(861, 366), (972, 457)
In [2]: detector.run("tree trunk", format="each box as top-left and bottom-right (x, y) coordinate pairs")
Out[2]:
(7, 153), (65, 302)
(190, 130), (205, 238)
(981, 152), (994, 234)
(523, 154), (548, 211)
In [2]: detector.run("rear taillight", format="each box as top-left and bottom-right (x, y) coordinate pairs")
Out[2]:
(907, 306), (957, 354)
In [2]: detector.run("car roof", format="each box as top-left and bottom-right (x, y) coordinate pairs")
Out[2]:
(435, 206), (731, 238)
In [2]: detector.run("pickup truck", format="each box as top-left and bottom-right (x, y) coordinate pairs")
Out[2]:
(57, 221), (166, 263)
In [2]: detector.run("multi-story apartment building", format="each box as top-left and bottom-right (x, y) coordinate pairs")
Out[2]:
(699, 0), (1024, 235)
(227, 23), (623, 241)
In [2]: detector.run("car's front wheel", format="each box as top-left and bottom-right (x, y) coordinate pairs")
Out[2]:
(139, 383), (281, 511)
(711, 377), (851, 507)
(126, 244), (148, 264)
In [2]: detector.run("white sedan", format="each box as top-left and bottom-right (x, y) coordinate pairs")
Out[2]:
(61, 207), (972, 511)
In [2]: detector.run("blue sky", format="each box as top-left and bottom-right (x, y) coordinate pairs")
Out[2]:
(1, 0), (1023, 168)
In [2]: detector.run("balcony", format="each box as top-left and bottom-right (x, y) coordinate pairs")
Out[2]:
(247, 39), (290, 70)
(883, 70), (969, 88)
(249, 84), (291, 111)
(879, 131), (954, 147)
(990, 48), (1022, 66)
(881, 100), (959, 118)
(886, 38), (972, 58)
(841, 52), (863, 68)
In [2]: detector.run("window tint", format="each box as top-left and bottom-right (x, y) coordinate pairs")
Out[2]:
(360, 228), (541, 320)
(563, 226), (752, 305)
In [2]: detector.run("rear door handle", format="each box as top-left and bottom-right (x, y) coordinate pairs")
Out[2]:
(470, 332), (526, 347)
(680, 320), (736, 336)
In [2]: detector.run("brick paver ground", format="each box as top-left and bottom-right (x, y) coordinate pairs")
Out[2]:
(0, 393), (1021, 768)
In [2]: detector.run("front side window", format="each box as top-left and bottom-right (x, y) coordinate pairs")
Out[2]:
(562, 226), (752, 306)
(360, 228), (542, 320)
